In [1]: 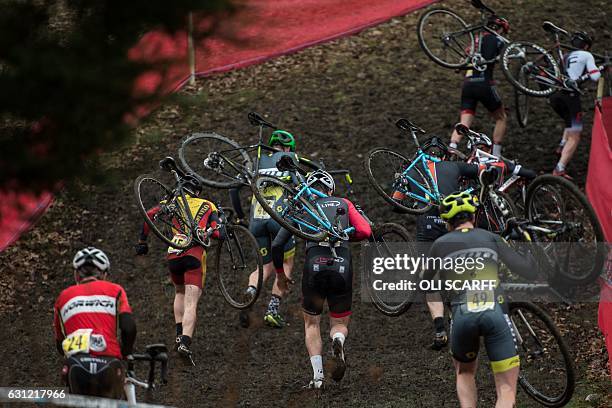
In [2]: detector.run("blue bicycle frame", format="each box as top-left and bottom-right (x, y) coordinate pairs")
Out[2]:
(394, 150), (443, 206)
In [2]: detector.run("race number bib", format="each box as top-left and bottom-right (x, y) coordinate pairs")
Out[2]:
(254, 199), (274, 220)
(62, 329), (92, 357)
(466, 290), (495, 313)
(168, 234), (190, 254)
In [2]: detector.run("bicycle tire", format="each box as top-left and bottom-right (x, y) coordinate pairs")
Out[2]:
(366, 223), (414, 317)
(417, 8), (473, 69)
(510, 302), (575, 407)
(525, 175), (605, 285)
(501, 42), (560, 97)
(365, 147), (434, 215)
(215, 223), (263, 309)
(514, 67), (530, 128)
(251, 175), (327, 242)
(134, 174), (193, 250)
(179, 132), (253, 189)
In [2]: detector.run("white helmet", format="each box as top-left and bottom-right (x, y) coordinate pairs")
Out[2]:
(307, 170), (335, 194)
(73, 247), (111, 272)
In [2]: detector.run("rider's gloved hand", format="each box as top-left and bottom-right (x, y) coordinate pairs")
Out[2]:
(135, 242), (148, 255)
(563, 78), (580, 92)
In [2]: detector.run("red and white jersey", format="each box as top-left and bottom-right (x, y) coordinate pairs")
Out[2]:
(564, 50), (601, 81)
(53, 280), (132, 359)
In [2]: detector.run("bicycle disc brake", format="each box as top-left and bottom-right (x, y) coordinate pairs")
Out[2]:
(471, 54), (487, 72)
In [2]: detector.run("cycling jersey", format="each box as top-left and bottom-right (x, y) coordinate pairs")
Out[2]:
(423, 227), (538, 372)
(461, 33), (504, 114)
(564, 50), (601, 82)
(54, 280), (133, 359)
(271, 196), (371, 317)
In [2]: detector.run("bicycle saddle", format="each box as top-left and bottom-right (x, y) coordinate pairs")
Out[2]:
(471, 0), (495, 14)
(421, 136), (450, 155)
(395, 118), (426, 134)
(276, 155), (298, 172)
(454, 123), (471, 136)
(542, 21), (568, 36)
(159, 157), (183, 175)
(248, 112), (277, 129)
(145, 344), (168, 359)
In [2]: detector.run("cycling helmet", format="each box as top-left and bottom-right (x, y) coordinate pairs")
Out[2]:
(487, 16), (510, 34)
(467, 132), (493, 152)
(183, 173), (203, 196)
(571, 31), (593, 49)
(73, 247), (110, 273)
(268, 130), (296, 152)
(439, 191), (479, 220)
(306, 170), (335, 194)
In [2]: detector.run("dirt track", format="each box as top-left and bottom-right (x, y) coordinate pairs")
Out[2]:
(1, 0), (610, 406)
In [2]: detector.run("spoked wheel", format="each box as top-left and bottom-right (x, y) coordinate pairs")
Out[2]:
(179, 132), (253, 189)
(251, 175), (327, 242)
(365, 148), (434, 214)
(365, 223), (416, 317)
(501, 42), (560, 97)
(510, 302), (575, 407)
(134, 175), (192, 249)
(526, 175), (605, 285)
(476, 191), (518, 234)
(514, 67), (530, 128)
(417, 8), (473, 69)
(215, 223), (263, 309)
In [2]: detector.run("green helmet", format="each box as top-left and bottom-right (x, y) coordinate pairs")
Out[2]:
(439, 191), (479, 220)
(268, 130), (296, 151)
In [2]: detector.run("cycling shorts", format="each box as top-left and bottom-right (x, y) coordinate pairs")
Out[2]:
(549, 91), (583, 130)
(167, 246), (206, 288)
(450, 303), (519, 373)
(461, 80), (503, 115)
(63, 354), (125, 399)
(302, 246), (353, 318)
(416, 213), (447, 242)
(250, 218), (296, 264)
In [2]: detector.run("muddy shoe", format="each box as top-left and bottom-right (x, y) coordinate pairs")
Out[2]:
(330, 338), (346, 382)
(304, 377), (324, 390)
(174, 336), (181, 351)
(177, 343), (196, 367)
(263, 312), (286, 328)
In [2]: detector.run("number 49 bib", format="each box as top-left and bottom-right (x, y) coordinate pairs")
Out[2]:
(466, 290), (495, 313)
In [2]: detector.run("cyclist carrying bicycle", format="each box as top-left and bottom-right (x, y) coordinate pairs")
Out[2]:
(549, 31), (602, 180)
(449, 15), (510, 157)
(136, 174), (220, 365)
(229, 130), (302, 329)
(54, 247), (137, 399)
(270, 170), (372, 389)
(423, 191), (538, 407)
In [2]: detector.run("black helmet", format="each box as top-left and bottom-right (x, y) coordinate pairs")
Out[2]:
(183, 173), (203, 196)
(487, 16), (510, 34)
(571, 31), (593, 49)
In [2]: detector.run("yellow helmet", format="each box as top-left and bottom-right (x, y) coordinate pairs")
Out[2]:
(439, 191), (479, 220)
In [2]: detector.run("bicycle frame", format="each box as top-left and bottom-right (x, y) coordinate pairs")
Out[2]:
(443, 19), (510, 70)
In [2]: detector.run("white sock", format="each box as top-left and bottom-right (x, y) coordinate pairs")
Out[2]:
(492, 144), (502, 156)
(332, 332), (346, 345)
(559, 138), (567, 147)
(449, 142), (458, 149)
(310, 355), (324, 379)
(555, 162), (566, 172)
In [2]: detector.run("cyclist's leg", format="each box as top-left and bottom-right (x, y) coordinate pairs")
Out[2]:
(167, 258), (187, 338)
(303, 248), (326, 381)
(482, 83), (506, 155)
(557, 95), (583, 172)
(450, 305), (481, 407)
(450, 83), (476, 145)
(270, 221), (296, 298)
(179, 250), (205, 340)
(247, 220), (274, 293)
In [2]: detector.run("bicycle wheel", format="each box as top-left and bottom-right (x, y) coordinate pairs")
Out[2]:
(417, 8), (473, 69)
(477, 191), (518, 234)
(501, 42), (560, 97)
(526, 175), (605, 285)
(251, 175), (327, 242)
(134, 175), (193, 249)
(510, 302), (575, 407)
(365, 223), (415, 317)
(179, 132), (253, 189)
(514, 67), (530, 128)
(215, 223), (263, 309)
(365, 148), (434, 214)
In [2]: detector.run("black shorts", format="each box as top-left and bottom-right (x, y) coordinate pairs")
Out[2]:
(450, 303), (520, 374)
(249, 218), (296, 264)
(302, 246), (353, 317)
(63, 354), (125, 399)
(416, 213), (447, 242)
(549, 91), (583, 130)
(461, 80), (503, 114)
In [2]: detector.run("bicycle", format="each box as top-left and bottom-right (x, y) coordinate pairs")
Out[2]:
(124, 344), (169, 405)
(134, 156), (263, 309)
(417, 0), (510, 71)
(178, 112), (322, 189)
